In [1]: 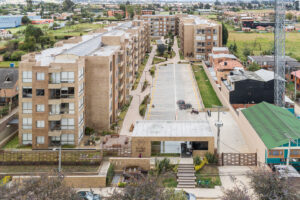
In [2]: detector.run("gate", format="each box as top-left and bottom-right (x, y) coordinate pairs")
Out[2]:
(221, 153), (257, 166)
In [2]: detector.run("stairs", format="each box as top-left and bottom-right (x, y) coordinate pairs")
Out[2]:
(177, 163), (196, 188)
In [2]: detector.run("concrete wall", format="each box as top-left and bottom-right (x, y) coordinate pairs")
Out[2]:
(109, 157), (150, 172)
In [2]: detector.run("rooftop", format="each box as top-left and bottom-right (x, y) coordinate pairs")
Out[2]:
(212, 47), (229, 52)
(242, 102), (300, 149)
(215, 60), (244, 70)
(210, 53), (237, 60)
(291, 70), (300, 79)
(228, 69), (275, 83)
(132, 120), (213, 138)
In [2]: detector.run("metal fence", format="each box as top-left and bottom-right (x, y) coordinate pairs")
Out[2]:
(221, 153), (257, 166)
(0, 150), (102, 165)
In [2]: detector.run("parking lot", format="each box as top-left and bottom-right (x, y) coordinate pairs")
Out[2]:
(146, 63), (205, 120)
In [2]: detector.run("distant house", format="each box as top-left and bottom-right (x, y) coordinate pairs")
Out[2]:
(241, 102), (300, 170)
(0, 68), (18, 111)
(0, 15), (41, 29)
(289, 70), (300, 91)
(248, 55), (300, 72)
(222, 69), (274, 104)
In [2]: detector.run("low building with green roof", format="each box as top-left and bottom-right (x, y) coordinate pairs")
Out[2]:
(241, 102), (300, 169)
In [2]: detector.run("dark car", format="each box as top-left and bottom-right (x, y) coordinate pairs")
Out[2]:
(177, 100), (185, 105)
(77, 191), (101, 200)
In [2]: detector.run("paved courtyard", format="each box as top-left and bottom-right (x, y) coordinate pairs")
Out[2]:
(146, 63), (204, 121)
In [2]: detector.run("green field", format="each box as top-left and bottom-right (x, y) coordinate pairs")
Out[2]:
(192, 65), (222, 108)
(0, 61), (19, 68)
(227, 26), (300, 61)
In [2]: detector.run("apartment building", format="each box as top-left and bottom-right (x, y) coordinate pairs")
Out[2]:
(139, 15), (177, 37)
(179, 15), (222, 60)
(19, 21), (150, 149)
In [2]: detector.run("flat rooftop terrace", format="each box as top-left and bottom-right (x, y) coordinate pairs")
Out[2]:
(132, 120), (213, 138)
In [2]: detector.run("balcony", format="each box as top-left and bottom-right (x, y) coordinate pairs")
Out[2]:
(49, 121), (61, 137)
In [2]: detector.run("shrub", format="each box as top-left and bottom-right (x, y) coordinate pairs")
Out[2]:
(10, 50), (26, 61)
(85, 127), (94, 136)
(106, 164), (115, 186)
(205, 152), (218, 164)
(118, 182), (126, 187)
(3, 52), (11, 61)
(193, 156), (202, 165)
(154, 158), (172, 175)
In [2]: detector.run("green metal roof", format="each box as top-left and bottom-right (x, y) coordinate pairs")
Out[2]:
(241, 102), (300, 149)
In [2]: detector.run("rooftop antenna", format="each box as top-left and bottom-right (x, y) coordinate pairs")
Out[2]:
(274, 0), (286, 107)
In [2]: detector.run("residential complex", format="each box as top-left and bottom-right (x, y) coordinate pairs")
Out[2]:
(178, 15), (222, 60)
(138, 14), (179, 37)
(18, 20), (150, 149)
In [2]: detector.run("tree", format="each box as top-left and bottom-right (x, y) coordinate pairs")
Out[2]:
(21, 16), (31, 25)
(114, 13), (123, 21)
(248, 62), (260, 72)
(249, 170), (298, 200)
(62, 0), (74, 12)
(26, 0), (33, 11)
(157, 44), (166, 56)
(222, 23), (228, 45)
(19, 36), (36, 51)
(243, 47), (251, 58)
(222, 184), (252, 200)
(204, 3), (211, 9)
(24, 25), (43, 42)
(107, 176), (186, 200)
(215, 0), (221, 6)
(10, 50), (26, 61)
(0, 174), (81, 199)
(286, 12), (293, 20)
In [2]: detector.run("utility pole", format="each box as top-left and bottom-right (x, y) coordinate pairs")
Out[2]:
(213, 105), (223, 155)
(283, 133), (296, 166)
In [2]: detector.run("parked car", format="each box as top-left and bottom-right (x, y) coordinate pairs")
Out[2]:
(177, 100), (185, 105)
(77, 191), (101, 200)
(185, 191), (196, 200)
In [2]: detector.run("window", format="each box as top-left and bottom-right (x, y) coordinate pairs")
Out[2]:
(61, 118), (74, 130)
(79, 97), (84, 110)
(110, 62), (112, 71)
(50, 104), (60, 115)
(22, 118), (32, 129)
(36, 89), (45, 96)
(36, 120), (45, 128)
(22, 71), (32, 83)
(61, 103), (74, 114)
(69, 103), (75, 114)
(36, 72), (45, 81)
(50, 73), (60, 84)
(78, 68), (84, 80)
(213, 35), (218, 41)
(22, 133), (32, 145)
(36, 104), (45, 112)
(207, 36), (211, 40)
(291, 150), (300, 156)
(268, 150), (283, 156)
(192, 142), (209, 150)
(79, 127), (84, 140)
(61, 134), (75, 145)
(79, 82), (84, 95)
(37, 136), (45, 144)
(22, 87), (32, 98)
(78, 112), (84, 125)
(22, 102), (32, 114)
(61, 72), (74, 83)
(61, 87), (74, 98)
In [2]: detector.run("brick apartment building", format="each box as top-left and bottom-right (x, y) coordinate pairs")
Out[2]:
(107, 10), (125, 17)
(18, 21), (150, 149)
(179, 15), (222, 60)
(138, 15), (179, 37)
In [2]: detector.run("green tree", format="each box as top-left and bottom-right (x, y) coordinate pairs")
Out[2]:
(204, 3), (211, 9)
(21, 16), (31, 25)
(243, 47), (251, 58)
(26, 0), (33, 11)
(10, 50), (26, 61)
(222, 23), (228, 45)
(19, 36), (36, 51)
(247, 62), (260, 72)
(114, 13), (123, 20)
(62, 0), (74, 12)
(24, 25), (43, 42)
(286, 12), (293, 20)
(157, 45), (166, 56)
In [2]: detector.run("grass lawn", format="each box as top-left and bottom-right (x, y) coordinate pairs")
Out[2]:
(162, 174), (177, 188)
(0, 61), (19, 68)
(152, 57), (165, 65)
(133, 54), (149, 90)
(192, 65), (222, 108)
(2, 135), (31, 149)
(116, 96), (133, 128)
(163, 50), (175, 58)
(195, 165), (221, 188)
(0, 165), (99, 173)
(227, 26), (300, 61)
(179, 51), (184, 60)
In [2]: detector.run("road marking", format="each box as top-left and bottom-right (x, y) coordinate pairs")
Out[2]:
(173, 63), (177, 120)
(188, 64), (202, 111)
(146, 65), (160, 120)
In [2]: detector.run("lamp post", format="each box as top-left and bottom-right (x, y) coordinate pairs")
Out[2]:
(53, 135), (62, 173)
